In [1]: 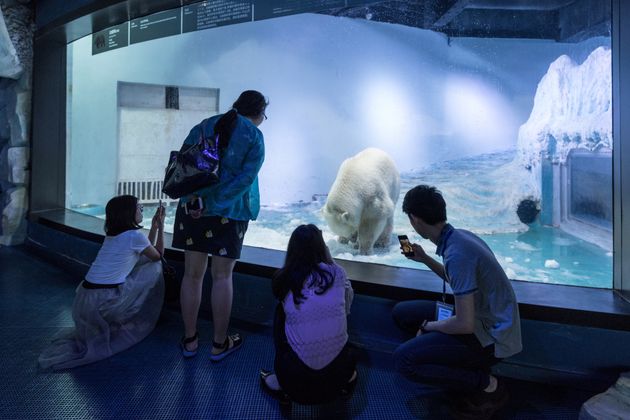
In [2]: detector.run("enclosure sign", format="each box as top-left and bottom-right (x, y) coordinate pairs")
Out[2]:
(92, 0), (376, 55)
(183, 1), (252, 32)
(130, 9), (182, 45)
(92, 23), (128, 55)
(253, 0), (345, 20)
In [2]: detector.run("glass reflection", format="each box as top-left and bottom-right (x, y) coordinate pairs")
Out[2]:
(66, 9), (612, 287)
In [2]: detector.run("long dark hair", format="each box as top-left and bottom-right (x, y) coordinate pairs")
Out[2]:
(272, 224), (335, 305)
(214, 90), (268, 149)
(104, 195), (142, 236)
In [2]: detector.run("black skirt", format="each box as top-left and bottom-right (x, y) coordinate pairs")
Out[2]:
(272, 304), (357, 404)
(171, 202), (249, 259)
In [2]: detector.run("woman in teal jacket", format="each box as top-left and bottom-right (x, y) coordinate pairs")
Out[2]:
(172, 90), (268, 361)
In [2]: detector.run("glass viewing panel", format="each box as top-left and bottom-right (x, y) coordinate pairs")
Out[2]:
(569, 150), (612, 230)
(66, 3), (613, 288)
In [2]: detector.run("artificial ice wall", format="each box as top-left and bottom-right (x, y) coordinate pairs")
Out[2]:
(68, 13), (609, 208)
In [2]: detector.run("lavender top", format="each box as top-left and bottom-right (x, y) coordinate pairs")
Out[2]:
(282, 262), (353, 370)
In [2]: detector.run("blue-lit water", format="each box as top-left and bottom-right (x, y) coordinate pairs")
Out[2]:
(78, 150), (612, 288)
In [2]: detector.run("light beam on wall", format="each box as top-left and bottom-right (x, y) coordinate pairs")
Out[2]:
(362, 75), (415, 145)
(444, 75), (516, 152)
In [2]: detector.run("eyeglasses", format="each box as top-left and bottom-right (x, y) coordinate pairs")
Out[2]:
(137, 204), (144, 212)
(263, 112), (268, 120)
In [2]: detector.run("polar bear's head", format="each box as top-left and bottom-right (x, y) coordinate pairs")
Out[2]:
(322, 203), (357, 239)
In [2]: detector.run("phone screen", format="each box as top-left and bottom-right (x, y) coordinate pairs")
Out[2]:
(398, 235), (414, 256)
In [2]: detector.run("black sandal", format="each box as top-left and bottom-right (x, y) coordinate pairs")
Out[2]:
(180, 332), (198, 358)
(340, 370), (358, 397)
(209, 333), (243, 362)
(260, 369), (291, 405)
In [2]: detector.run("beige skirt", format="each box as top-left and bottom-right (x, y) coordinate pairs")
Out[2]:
(38, 257), (164, 370)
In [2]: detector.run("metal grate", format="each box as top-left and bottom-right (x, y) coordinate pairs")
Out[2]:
(117, 179), (175, 203)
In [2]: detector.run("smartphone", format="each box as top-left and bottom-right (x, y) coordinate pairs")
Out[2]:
(398, 235), (415, 257)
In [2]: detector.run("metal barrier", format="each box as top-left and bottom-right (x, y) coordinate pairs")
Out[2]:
(117, 180), (176, 204)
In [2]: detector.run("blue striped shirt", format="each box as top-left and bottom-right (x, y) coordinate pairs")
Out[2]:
(436, 223), (522, 358)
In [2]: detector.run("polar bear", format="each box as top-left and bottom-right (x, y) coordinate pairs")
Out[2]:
(323, 148), (400, 255)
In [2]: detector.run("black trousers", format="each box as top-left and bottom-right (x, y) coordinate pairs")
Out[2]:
(273, 303), (356, 404)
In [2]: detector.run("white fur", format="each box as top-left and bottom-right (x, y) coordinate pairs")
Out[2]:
(323, 148), (400, 255)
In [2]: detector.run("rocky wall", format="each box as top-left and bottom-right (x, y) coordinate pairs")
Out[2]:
(0, 0), (33, 245)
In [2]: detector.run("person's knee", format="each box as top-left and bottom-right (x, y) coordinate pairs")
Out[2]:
(391, 302), (409, 328)
(183, 267), (205, 283)
(209, 256), (236, 281)
(144, 261), (163, 283)
(210, 271), (231, 284)
(147, 260), (162, 274)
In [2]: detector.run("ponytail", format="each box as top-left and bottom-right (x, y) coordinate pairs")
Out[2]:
(213, 90), (268, 149)
(213, 109), (238, 149)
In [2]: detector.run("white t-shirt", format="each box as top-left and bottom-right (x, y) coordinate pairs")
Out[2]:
(85, 229), (151, 285)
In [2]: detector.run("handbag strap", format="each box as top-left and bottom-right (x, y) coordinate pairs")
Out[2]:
(198, 118), (220, 149)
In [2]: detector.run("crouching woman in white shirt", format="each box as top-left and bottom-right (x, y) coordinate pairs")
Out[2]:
(39, 195), (165, 370)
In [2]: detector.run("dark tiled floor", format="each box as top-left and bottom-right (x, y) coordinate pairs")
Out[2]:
(0, 245), (594, 419)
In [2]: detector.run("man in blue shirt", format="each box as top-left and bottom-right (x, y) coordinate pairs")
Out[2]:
(393, 185), (522, 419)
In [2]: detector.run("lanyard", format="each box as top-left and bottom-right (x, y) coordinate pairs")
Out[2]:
(442, 279), (447, 303)
(437, 225), (454, 304)
(442, 269), (450, 303)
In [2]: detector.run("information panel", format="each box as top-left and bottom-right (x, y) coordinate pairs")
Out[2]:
(92, 23), (128, 55)
(91, 1), (379, 55)
(183, 1), (252, 33)
(253, 0), (345, 20)
(130, 8), (182, 45)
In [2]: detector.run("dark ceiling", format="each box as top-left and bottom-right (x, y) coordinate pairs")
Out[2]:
(35, 0), (611, 44)
(322, 0), (611, 42)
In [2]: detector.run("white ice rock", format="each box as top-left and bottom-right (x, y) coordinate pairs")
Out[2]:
(544, 259), (560, 269)
(512, 47), (612, 202)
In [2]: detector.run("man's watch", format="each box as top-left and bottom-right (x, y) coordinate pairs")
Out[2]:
(419, 319), (429, 333)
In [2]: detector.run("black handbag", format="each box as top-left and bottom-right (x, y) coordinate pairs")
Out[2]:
(162, 119), (220, 199)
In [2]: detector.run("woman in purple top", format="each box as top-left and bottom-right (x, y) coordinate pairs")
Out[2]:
(260, 224), (357, 405)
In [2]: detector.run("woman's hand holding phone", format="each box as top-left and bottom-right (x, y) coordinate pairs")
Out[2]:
(152, 201), (165, 229)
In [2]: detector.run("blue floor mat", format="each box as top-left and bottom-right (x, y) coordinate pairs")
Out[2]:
(0, 245), (593, 419)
